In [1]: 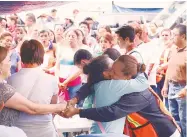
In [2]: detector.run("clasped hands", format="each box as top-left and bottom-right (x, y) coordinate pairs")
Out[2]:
(58, 98), (80, 118)
(58, 82), (68, 91)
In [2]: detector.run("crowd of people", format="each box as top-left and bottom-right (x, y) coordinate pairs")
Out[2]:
(0, 8), (186, 137)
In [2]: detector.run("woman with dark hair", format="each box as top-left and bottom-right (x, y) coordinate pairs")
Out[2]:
(75, 29), (92, 52)
(55, 29), (82, 101)
(7, 40), (60, 137)
(49, 29), (56, 43)
(70, 55), (149, 134)
(76, 29), (87, 45)
(64, 55), (180, 137)
(79, 21), (98, 55)
(54, 25), (64, 44)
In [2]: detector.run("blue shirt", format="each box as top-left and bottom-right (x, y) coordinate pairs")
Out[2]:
(83, 73), (149, 134)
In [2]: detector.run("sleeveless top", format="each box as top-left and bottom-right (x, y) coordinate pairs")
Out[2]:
(42, 42), (56, 69)
(58, 46), (79, 79)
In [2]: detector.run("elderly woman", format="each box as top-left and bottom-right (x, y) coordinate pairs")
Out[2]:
(7, 40), (61, 137)
(0, 46), (66, 136)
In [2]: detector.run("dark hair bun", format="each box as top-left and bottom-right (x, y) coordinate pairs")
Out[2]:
(137, 63), (146, 73)
(83, 63), (91, 75)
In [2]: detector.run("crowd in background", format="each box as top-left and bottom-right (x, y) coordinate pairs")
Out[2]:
(0, 7), (186, 137)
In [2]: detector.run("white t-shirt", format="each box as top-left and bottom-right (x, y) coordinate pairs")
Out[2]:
(137, 39), (165, 85)
(7, 67), (58, 122)
(126, 48), (144, 64)
(113, 45), (126, 55)
(7, 67), (58, 103)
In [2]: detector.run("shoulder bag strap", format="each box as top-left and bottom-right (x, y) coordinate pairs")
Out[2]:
(94, 97), (106, 133)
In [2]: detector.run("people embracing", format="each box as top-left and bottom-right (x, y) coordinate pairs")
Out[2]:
(0, 6), (186, 137)
(62, 25), (182, 137)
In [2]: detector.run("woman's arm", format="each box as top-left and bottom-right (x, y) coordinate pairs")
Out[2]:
(5, 92), (66, 115)
(64, 91), (150, 121)
(60, 68), (82, 86)
(69, 73), (148, 105)
(68, 83), (93, 106)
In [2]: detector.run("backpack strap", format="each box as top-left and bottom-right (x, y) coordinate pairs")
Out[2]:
(129, 50), (145, 75)
(97, 121), (106, 133)
(94, 97), (106, 133)
(129, 50), (148, 80)
(129, 50), (144, 64)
